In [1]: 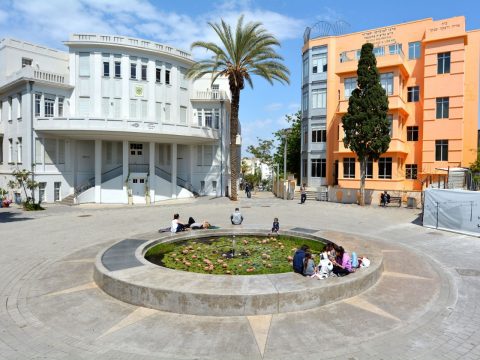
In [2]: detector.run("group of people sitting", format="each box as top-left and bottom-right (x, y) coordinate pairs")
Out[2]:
(292, 243), (369, 279)
(170, 214), (212, 233)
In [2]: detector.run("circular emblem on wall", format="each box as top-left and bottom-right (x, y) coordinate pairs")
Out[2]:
(135, 85), (144, 97)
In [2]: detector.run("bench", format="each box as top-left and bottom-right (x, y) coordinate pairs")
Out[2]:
(380, 196), (402, 207)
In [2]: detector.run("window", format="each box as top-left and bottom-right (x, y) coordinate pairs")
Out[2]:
(407, 86), (419, 102)
(302, 91), (308, 112)
(130, 62), (137, 79)
(303, 127), (308, 145)
(311, 89), (326, 109)
(156, 102), (162, 122)
(103, 61), (110, 77)
(378, 157), (392, 179)
(387, 114), (393, 136)
(437, 52), (451, 74)
(212, 181), (217, 192)
(436, 97), (449, 119)
(79, 52), (90, 77)
(165, 69), (171, 85)
(8, 138), (13, 163)
(311, 129), (326, 142)
(17, 93), (22, 118)
(179, 67), (188, 88)
(7, 97), (12, 120)
(407, 126), (419, 141)
(44, 138), (57, 164)
(141, 100), (148, 118)
(197, 110), (203, 126)
(54, 182), (61, 201)
(44, 96), (54, 117)
(366, 158), (373, 179)
(389, 43), (402, 55)
(58, 97), (64, 117)
(35, 138), (42, 164)
(180, 106), (187, 124)
(113, 98), (121, 118)
(141, 64), (147, 81)
(0, 136), (3, 164)
(22, 58), (32, 67)
(130, 143), (143, 156)
(200, 181), (205, 193)
(38, 182), (46, 202)
(78, 97), (90, 116)
(165, 103), (171, 121)
(344, 77), (357, 98)
(35, 94), (41, 116)
(373, 46), (385, 57)
(156, 66), (161, 83)
(343, 158), (355, 178)
(435, 140), (448, 161)
(130, 99), (137, 118)
(302, 159), (307, 177)
(380, 72), (393, 95)
(312, 53), (327, 74)
(17, 137), (22, 163)
(204, 110), (212, 128)
(214, 109), (220, 129)
(302, 57), (308, 78)
(311, 158), (326, 177)
(406, 164), (417, 179)
(408, 42), (421, 60)
(114, 60), (121, 78)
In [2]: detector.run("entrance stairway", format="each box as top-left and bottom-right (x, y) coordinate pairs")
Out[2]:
(56, 194), (75, 206)
(294, 186), (328, 201)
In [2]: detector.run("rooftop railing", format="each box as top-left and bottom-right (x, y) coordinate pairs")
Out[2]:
(192, 90), (227, 100)
(69, 34), (192, 61)
(0, 66), (68, 88)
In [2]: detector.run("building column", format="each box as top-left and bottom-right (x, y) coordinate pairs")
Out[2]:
(171, 143), (177, 199)
(149, 142), (155, 202)
(94, 139), (102, 203)
(122, 140), (129, 203)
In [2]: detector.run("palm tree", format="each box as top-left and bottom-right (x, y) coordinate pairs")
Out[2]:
(187, 16), (290, 200)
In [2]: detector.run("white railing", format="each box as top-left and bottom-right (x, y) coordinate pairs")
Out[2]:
(69, 34), (192, 61)
(340, 43), (405, 63)
(192, 90), (227, 100)
(0, 66), (68, 88)
(34, 116), (220, 139)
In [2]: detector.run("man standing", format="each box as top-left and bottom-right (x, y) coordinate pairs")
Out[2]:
(230, 207), (244, 225)
(300, 183), (307, 204)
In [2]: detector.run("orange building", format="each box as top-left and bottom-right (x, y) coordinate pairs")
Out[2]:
(301, 16), (479, 195)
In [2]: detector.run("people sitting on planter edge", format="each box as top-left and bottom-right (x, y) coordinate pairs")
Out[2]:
(171, 213), (187, 233)
(293, 245), (309, 275)
(303, 252), (316, 276)
(271, 217), (279, 234)
(380, 190), (391, 207)
(331, 246), (355, 276)
(231, 207), (243, 225)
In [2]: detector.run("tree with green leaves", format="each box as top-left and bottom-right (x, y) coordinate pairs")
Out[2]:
(247, 139), (274, 168)
(7, 168), (43, 210)
(342, 43), (390, 206)
(273, 111), (301, 180)
(187, 16), (290, 201)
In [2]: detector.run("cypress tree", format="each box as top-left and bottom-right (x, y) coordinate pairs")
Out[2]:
(342, 43), (390, 206)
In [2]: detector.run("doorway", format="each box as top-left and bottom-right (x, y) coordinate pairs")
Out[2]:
(130, 177), (146, 204)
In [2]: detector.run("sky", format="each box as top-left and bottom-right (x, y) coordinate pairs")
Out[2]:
(0, 0), (479, 155)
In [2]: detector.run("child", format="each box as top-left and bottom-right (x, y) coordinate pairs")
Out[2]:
(271, 217), (279, 234)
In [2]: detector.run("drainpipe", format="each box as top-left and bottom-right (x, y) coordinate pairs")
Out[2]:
(29, 81), (35, 204)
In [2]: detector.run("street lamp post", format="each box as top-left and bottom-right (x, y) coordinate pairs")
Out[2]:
(281, 134), (287, 200)
(275, 163), (280, 197)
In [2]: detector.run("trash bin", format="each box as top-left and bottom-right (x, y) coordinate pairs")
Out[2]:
(14, 192), (22, 205)
(407, 197), (417, 209)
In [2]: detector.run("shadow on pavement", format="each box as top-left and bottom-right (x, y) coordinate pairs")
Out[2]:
(0, 210), (32, 223)
(411, 212), (423, 226)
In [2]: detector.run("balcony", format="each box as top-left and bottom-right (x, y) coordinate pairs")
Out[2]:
(33, 116), (220, 141)
(336, 95), (408, 116)
(191, 90), (228, 101)
(67, 34), (192, 62)
(336, 44), (410, 76)
(0, 66), (70, 89)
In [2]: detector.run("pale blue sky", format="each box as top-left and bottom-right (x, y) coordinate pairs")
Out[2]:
(1, 0), (479, 153)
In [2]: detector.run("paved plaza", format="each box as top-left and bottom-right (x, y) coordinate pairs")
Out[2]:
(1, 192), (480, 359)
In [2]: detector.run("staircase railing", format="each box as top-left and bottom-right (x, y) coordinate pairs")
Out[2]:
(155, 166), (199, 196)
(74, 165), (123, 197)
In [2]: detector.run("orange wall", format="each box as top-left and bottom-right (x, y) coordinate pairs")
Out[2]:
(303, 16), (479, 191)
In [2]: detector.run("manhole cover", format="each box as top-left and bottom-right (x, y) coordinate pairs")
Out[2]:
(456, 268), (480, 277)
(260, 205), (270, 207)
(78, 214), (92, 218)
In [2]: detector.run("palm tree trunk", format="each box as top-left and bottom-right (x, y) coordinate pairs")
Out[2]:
(359, 157), (366, 206)
(229, 86), (240, 201)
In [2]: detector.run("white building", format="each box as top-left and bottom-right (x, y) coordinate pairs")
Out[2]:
(242, 157), (272, 181)
(0, 34), (234, 204)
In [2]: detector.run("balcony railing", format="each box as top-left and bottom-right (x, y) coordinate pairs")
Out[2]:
(340, 43), (404, 63)
(191, 90), (227, 101)
(0, 66), (69, 88)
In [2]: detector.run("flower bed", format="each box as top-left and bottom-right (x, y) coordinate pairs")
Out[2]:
(145, 235), (325, 275)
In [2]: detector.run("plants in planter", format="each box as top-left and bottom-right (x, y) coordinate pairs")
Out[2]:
(8, 169), (44, 211)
